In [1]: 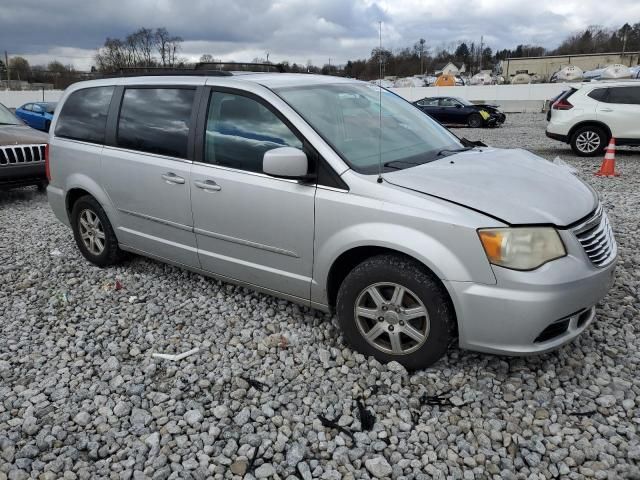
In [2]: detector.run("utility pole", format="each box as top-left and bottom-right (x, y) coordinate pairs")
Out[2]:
(4, 51), (10, 84)
(265, 52), (270, 63)
(479, 36), (484, 72)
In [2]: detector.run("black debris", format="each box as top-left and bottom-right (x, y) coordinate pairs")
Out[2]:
(569, 409), (596, 417)
(356, 397), (376, 431)
(419, 393), (451, 406)
(318, 415), (355, 442)
(411, 409), (421, 424)
(241, 376), (269, 392)
(244, 441), (261, 478)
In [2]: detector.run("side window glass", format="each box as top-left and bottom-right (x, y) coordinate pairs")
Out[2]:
(440, 98), (456, 107)
(204, 92), (302, 173)
(24, 104), (33, 111)
(607, 86), (640, 105)
(117, 88), (195, 158)
(54, 86), (114, 144)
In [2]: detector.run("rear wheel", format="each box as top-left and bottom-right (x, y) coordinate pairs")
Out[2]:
(571, 126), (607, 157)
(71, 195), (123, 267)
(467, 113), (483, 128)
(336, 254), (454, 370)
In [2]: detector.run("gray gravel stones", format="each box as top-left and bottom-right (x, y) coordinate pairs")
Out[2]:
(364, 456), (393, 478)
(1, 114), (639, 478)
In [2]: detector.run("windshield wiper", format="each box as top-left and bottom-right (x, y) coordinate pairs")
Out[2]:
(383, 159), (424, 170)
(436, 146), (474, 157)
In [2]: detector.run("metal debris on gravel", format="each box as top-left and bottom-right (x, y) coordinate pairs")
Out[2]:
(0, 113), (639, 478)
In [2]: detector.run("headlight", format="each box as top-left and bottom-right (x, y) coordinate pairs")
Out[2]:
(478, 227), (566, 270)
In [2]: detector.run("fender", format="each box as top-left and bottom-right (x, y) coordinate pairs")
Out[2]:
(311, 222), (496, 306)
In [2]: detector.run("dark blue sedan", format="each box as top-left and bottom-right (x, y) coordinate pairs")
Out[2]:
(413, 96), (506, 128)
(15, 102), (57, 132)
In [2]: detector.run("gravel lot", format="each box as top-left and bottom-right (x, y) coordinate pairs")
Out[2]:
(1, 113), (639, 480)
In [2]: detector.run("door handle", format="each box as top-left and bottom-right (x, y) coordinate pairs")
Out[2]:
(194, 179), (222, 192)
(599, 108), (613, 112)
(161, 173), (185, 184)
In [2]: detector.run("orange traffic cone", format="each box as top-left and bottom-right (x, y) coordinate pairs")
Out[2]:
(595, 138), (619, 177)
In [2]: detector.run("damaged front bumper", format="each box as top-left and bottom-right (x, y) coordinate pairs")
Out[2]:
(444, 239), (617, 356)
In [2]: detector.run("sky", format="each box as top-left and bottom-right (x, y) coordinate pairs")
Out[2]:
(1, 0), (639, 71)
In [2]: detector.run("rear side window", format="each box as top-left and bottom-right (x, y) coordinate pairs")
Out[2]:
(588, 88), (608, 102)
(606, 86), (640, 105)
(55, 86), (114, 144)
(117, 88), (195, 159)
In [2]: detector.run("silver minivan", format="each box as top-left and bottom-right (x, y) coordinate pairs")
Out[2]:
(47, 72), (617, 369)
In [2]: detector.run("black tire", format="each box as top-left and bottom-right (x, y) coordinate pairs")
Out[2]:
(336, 254), (455, 370)
(467, 113), (483, 128)
(70, 195), (123, 267)
(36, 181), (48, 192)
(570, 126), (607, 157)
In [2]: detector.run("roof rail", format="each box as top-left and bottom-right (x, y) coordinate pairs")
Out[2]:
(194, 62), (286, 73)
(102, 67), (232, 78)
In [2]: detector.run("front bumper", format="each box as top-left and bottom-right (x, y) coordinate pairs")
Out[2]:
(445, 233), (617, 355)
(0, 163), (46, 190)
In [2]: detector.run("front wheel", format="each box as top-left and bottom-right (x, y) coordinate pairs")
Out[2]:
(467, 113), (483, 128)
(336, 254), (455, 370)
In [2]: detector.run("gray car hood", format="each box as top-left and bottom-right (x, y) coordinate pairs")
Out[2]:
(0, 124), (48, 146)
(385, 148), (597, 226)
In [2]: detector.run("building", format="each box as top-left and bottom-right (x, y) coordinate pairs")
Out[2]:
(435, 62), (460, 76)
(499, 51), (640, 82)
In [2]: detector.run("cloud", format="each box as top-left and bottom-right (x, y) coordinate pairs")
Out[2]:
(1, 0), (638, 69)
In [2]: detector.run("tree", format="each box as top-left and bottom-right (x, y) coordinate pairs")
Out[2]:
(95, 27), (183, 71)
(200, 54), (214, 63)
(9, 56), (30, 80)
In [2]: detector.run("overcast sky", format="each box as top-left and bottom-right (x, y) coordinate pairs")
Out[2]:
(1, 0), (639, 70)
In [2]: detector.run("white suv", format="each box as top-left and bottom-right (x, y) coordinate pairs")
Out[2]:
(546, 81), (640, 156)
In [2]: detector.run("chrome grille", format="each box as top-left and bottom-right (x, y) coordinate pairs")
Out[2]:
(572, 204), (616, 267)
(0, 144), (46, 166)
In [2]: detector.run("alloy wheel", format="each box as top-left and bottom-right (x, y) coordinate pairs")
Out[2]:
(354, 282), (430, 355)
(576, 131), (601, 154)
(79, 209), (106, 255)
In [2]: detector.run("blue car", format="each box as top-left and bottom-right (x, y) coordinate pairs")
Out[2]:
(15, 102), (57, 132)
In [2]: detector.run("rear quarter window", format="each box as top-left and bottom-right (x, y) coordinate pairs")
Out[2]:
(587, 88), (608, 102)
(55, 86), (114, 144)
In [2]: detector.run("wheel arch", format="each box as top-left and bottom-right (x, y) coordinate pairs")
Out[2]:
(568, 121), (612, 142)
(325, 245), (458, 335)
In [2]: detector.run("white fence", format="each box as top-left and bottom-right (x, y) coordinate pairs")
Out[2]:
(0, 90), (64, 109)
(1, 83), (576, 112)
(390, 83), (576, 112)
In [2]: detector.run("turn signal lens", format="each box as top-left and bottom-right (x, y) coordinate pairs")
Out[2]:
(478, 227), (566, 270)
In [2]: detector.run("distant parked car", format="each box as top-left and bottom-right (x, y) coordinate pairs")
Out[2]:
(0, 103), (48, 190)
(546, 82), (640, 156)
(15, 102), (57, 132)
(413, 96), (506, 128)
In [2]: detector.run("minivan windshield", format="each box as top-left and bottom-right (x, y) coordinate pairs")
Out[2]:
(0, 103), (22, 126)
(275, 83), (464, 173)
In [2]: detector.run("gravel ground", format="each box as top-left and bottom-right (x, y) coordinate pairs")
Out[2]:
(1, 113), (639, 480)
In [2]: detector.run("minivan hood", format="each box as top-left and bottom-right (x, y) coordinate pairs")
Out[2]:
(385, 148), (597, 226)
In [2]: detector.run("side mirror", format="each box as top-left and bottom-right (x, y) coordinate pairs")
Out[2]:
(263, 147), (310, 180)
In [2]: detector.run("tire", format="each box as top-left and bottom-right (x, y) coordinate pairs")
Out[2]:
(36, 181), (48, 192)
(71, 195), (123, 267)
(467, 113), (483, 128)
(336, 254), (455, 370)
(570, 126), (607, 157)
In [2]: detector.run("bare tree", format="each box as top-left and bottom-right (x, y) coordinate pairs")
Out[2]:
(155, 28), (182, 67)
